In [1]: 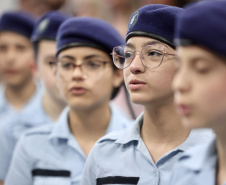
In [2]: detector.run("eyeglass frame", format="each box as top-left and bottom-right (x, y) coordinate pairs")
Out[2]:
(56, 58), (112, 77)
(111, 44), (176, 69)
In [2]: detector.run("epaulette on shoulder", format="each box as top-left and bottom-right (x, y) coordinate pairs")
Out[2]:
(98, 129), (125, 143)
(23, 124), (53, 137)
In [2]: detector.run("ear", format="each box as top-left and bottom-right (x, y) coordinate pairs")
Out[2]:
(113, 69), (124, 88)
(30, 61), (39, 80)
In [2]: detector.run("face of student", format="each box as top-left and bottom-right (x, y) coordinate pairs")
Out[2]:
(0, 32), (35, 87)
(123, 36), (177, 107)
(37, 40), (65, 104)
(56, 47), (123, 110)
(173, 46), (226, 130)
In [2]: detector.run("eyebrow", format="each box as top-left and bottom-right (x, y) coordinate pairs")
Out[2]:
(126, 40), (170, 49)
(58, 54), (106, 61)
(44, 55), (56, 61)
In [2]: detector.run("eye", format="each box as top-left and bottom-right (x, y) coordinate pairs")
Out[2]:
(125, 52), (133, 59)
(16, 45), (26, 52)
(61, 62), (74, 70)
(85, 61), (102, 69)
(48, 61), (56, 67)
(148, 50), (163, 57)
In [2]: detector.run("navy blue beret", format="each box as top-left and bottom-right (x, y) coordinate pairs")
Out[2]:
(126, 4), (183, 48)
(0, 11), (35, 39)
(31, 11), (69, 43)
(175, 0), (226, 57)
(56, 17), (125, 56)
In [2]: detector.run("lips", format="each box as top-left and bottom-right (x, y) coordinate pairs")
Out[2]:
(128, 79), (146, 90)
(70, 86), (87, 95)
(5, 69), (17, 75)
(176, 103), (192, 116)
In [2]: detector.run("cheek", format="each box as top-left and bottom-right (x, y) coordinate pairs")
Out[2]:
(196, 78), (226, 122)
(56, 72), (68, 97)
(123, 69), (130, 90)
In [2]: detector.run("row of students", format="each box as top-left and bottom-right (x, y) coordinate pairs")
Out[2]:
(0, 10), (133, 185)
(1, 1), (226, 185)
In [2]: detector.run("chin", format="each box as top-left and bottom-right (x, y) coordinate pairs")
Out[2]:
(181, 117), (206, 130)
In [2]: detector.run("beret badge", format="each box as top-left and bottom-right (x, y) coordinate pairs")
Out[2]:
(128, 11), (139, 29)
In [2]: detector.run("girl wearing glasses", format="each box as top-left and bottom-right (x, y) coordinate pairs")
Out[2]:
(81, 4), (212, 185)
(168, 1), (226, 185)
(4, 17), (132, 185)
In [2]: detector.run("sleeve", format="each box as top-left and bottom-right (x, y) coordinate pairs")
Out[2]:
(4, 134), (33, 185)
(81, 144), (100, 185)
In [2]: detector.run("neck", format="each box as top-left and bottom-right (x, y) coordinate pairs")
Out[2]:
(141, 98), (190, 163)
(42, 91), (66, 122)
(5, 80), (36, 110)
(68, 102), (111, 155)
(215, 128), (226, 185)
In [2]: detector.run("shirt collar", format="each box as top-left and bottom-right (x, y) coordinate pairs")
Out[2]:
(115, 112), (143, 144)
(179, 136), (217, 171)
(0, 87), (12, 112)
(105, 102), (133, 134)
(176, 128), (214, 152)
(48, 106), (71, 140)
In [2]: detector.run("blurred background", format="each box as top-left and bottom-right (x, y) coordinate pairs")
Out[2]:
(0, 0), (197, 119)
(0, 0), (197, 37)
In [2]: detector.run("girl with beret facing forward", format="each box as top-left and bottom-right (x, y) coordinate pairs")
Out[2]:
(81, 4), (213, 185)
(168, 1), (226, 185)
(4, 17), (132, 185)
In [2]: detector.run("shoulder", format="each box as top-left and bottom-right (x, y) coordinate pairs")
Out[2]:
(21, 124), (54, 140)
(99, 128), (127, 144)
(176, 138), (215, 171)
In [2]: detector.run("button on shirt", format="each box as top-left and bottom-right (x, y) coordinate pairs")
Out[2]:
(81, 113), (214, 185)
(0, 86), (51, 180)
(168, 136), (226, 185)
(5, 103), (133, 185)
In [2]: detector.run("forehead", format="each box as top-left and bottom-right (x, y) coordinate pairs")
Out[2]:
(0, 31), (30, 44)
(38, 40), (56, 54)
(58, 46), (111, 60)
(177, 45), (217, 60)
(126, 36), (174, 52)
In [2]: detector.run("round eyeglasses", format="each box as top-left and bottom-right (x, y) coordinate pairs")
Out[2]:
(111, 44), (176, 69)
(57, 59), (111, 78)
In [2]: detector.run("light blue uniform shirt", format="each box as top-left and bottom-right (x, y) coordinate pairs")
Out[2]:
(0, 87), (51, 180)
(5, 103), (133, 185)
(81, 113), (214, 185)
(168, 136), (226, 185)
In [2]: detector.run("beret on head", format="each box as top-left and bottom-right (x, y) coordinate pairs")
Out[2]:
(0, 11), (35, 39)
(126, 4), (183, 48)
(174, 0), (226, 57)
(31, 11), (69, 43)
(56, 17), (125, 56)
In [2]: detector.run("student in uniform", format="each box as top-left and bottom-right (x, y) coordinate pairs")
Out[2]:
(167, 1), (226, 185)
(4, 17), (133, 185)
(31, 11), (68, 121)
(81, 4), (213, 185)
(0, 11), (51, 183)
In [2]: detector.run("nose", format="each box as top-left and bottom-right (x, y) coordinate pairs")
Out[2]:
(129, 52), (145, 74)
(172, 67), (190, 94)
(71, 64), (87, 80)
(5, 48), (17, 64)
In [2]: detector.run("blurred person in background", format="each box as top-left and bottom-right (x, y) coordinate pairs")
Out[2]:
(19, 0), (66, 17)
(168, 1), (226, 185)
(5, 17), (133, 185)
(31, 11), (69, 121)
(0, 11), (50, 184)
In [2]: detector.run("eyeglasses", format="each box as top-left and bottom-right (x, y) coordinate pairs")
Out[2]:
(112, 44), (176, 69)
(57, 59), (111, 77)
